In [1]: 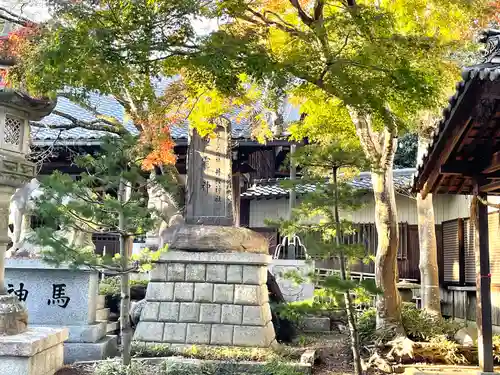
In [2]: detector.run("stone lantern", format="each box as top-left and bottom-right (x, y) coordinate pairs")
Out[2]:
(0, 88), (55, 335)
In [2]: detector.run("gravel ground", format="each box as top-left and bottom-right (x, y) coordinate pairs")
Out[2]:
(297, 332), (354, 375)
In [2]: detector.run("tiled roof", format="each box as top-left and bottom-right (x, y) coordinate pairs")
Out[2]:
(242, 168), (416, 199)
(413, 29), (500, 191)
(31, 89), (300, 146)
(31, 94), (138, 145)
(413, 62), (500, 191)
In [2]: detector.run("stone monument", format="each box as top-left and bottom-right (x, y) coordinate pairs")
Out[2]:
(4, 258), (117, 363)
(0, 88), (67, 375)
(135, 119), (276, 347)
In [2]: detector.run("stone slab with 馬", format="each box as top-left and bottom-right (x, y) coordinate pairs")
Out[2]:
(4, 258), (117, 363)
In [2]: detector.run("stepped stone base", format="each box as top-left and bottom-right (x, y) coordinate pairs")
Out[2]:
(34, 322), (107, 343)
(0, 326), (68, 375)
(64, 335), (118, 364)
(134, 250), (276, 347)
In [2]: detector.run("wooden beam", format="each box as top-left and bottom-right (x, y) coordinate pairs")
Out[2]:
(482, 150), (500, 174)
(457, 178), (467, 194)
(417, 80), (474, 189)
(474, 190), (494, 372)
(480, 180), (500, 193)
(420, 115), (474, 199)
(447, 175), (456, 194)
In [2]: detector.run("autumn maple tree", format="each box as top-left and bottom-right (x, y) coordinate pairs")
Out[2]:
(6, 0), (497, 337)
(180, 0), (494, 333)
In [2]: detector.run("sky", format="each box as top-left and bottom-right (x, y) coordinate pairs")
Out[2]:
(1, 0), (219, 31)
(0, 0), (51, 22)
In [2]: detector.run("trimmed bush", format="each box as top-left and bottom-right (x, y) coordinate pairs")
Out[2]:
(358, 303), (461, 344)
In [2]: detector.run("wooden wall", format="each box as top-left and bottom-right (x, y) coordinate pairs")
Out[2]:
(248, 194), (473, 227)
(253, 222), (437, 282)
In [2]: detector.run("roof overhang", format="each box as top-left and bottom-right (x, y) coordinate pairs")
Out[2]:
(414, 30), (500, 199)
(0, 89), (56, 121)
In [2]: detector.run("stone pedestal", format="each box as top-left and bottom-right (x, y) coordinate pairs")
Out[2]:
(269, 259), (315, 302)
(0, 326), (68, 375)
(5, 258), (117, 363)
(134, 250), (276, 347)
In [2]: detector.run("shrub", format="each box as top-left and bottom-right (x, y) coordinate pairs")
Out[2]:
(357, 308), (377, 344)
(357, 303), (461, 344)
(493, 335), (500, 362)
(272, 293), (344, 326)
(401, 303), (461, 341)
(99, 276), (149, 296)
(95, 360), (155, 375)
(131, 342), (300, 362)
(426, 335), (468, 364)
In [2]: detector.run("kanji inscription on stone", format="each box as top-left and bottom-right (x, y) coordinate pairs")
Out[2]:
(186, 118), (233, 226)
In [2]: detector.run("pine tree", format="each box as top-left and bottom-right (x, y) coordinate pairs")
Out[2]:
(30, 135), (172, 365)
(279, 143), (377, 375)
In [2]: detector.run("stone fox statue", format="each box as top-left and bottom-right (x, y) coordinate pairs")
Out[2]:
(8, 179), (96, 257)
(146, 169), (185, 249)
(9, 178), (42, 251)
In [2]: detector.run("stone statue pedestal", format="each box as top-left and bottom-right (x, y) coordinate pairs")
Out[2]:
(134, 225), (276, 348)
(0, 326), (68, 375)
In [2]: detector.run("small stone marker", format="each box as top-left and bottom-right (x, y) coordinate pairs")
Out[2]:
(185, 118), (233, 226)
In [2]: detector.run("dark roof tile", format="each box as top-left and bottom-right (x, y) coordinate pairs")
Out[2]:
(242, 169), (415, 199)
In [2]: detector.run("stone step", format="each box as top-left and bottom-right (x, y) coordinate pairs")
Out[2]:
(107, 321), (119, 334)
(96, 295), (106, 310)
(64, 335), (118, 364)
(96, 308), (110, 322)
(302, 316), (331, 333)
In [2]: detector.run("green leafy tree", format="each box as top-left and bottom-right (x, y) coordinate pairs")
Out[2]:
(181, 0), (492, 333)
(278, 142), (376, 375)
(31, 135), (170, 365)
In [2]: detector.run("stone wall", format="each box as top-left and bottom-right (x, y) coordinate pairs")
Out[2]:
(134, 251), (276, 347)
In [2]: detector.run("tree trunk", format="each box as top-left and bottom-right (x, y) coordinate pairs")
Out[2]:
(417, 138), (441, 316)
(372, 166), (403, 334)
(118, 178), (132, 365)
(333, 168), (362, 375)
(349, 108), (403, 333)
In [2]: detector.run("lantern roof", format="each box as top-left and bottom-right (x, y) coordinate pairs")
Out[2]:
(0, 88), (56, 121)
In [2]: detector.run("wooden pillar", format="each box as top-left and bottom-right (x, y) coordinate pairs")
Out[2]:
(458, 218), (465, 285)
(232, 174), (241, 227)
(475, 193), (493, 372)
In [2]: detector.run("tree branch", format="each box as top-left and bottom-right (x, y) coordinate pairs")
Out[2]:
(348, 108), (381, 161)
(0, 7), (32, 27)
(379, 106), (399, 170)
(314, 0), (325, 21)
(244, 8), (306, 37)
(31, 110), (128, 135)
(289, 0), (314, 26)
